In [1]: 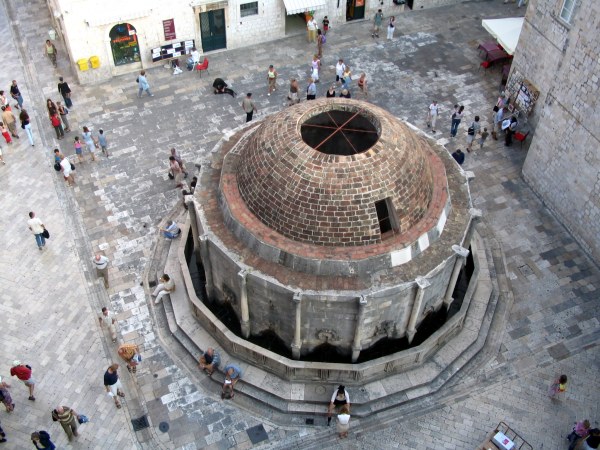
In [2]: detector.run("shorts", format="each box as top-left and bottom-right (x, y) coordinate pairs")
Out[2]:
(466, 134), (475, 144)
(107, 379), (123, 396)
(75, 147), (82, 155)
(22, 377), (36, 386)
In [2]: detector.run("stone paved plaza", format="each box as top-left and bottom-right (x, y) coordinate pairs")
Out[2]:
(0, 0), (598, 449)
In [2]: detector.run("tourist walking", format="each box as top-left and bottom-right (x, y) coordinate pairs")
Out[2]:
(372, 9), (383, 38)
(479, 127), (489, 149)
(306, 15), (318, 43)
(0, 420), (6, 443)
(27, 212), (46, 251)
(241, 93), (257, 122)
(450, 105), (464, 137)
(31, 431), (56, 450)
(52, 406), (79, 441)
(466, 116), (481, 151)
(60, 154), (75, 186)
(56, 101), (70, 132)
(0, 124), (11, 144)
(335, 59), (346, 86)
(170, 148), (187, 177)
(46, 98), (57, 117)
(341, 65), (352, 90)
(93, 253), (110, 288)
(169, 156), (184, 188)
(44, 40), (57, 67)
(152, 274), (175, 304)
(117, 343), (141, 373)
(387, 16), (396, 40)
(10, 360), (36, 400)
(336, 404), (351, 439)
(310, 55), (321, 82)
(198, 347), (221, 376)
(322, 16), (330, 35)
(19, 109), (34, 146)
(50, 112), (64, 140)
(0, 377), (14, 412)
(306, 78), (317, 100)
(10, 80), (23, 109)
(267, 65), (277, 96)
(567, 419), (592, 450)
(104, 364), (126, 408)
(57, 77), (73, 108)
(99, 306), (118, 342)
(357, 73), (368, 98)
(327, 385), (350, 425)
(317, 29), (325, 58)
(82, 126), (97, 161)
(137, 71), (154, 98)
(548, 374), (568, 399)
(98, 129), (109, 156)
(426, 100), (439, 133)
(1, 106), (18, 139)
(288, 79), (300, 105)
(73, 136), (84, 164)
(222, 364), (242, 399)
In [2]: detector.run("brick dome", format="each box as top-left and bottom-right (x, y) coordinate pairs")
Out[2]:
(235, 99), (435, 246)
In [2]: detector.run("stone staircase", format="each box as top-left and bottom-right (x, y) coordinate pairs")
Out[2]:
(154, 218), (506, 419)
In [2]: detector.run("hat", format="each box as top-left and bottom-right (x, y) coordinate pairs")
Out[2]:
(12, 359), (21, 367)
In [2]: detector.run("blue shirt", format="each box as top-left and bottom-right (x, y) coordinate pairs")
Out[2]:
(224, 364), (241, 379)
(98, 134), (107, 146)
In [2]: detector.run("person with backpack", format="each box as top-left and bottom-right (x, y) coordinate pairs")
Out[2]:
(31, 431), (56, 449)
(466, 116), (481, 152)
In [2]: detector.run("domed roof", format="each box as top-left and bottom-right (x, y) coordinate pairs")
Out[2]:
(236, 99), (435, 247)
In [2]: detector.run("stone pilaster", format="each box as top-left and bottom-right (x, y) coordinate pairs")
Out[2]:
(238, 269), (250, 338)
(291, 292), (302, 360)
(351, 295), (369, 363)
(199, 234), (214, 301)
(406, 277), (431, 344)
(443, 245), (470, 309)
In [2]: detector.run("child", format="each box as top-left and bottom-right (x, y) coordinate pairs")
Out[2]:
(74, 136), (84, 164)
(479, 127), (489, 150)
(357, 73), (367, 98)
(0, 124), (11, 144)
(548, 374), (568, 399)
(335, 59), (346, 86)
(98, 129), (109, 157)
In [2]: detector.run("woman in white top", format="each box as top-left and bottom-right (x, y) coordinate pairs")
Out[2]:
(387, 16), (396, 40)
(327, 385), (350, 425)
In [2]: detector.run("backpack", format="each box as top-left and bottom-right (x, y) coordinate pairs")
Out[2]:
(467, 124), (475, 135)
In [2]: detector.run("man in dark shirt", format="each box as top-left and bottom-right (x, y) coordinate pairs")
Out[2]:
(212, 78), (235, 97)
(452, 149), (465, 165)
(9, 80), (23, 109)
(57, 77), (73, 108)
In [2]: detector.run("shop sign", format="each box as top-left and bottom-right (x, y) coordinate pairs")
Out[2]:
(163, 19), (176, 40)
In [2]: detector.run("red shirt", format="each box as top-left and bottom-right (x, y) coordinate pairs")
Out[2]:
(10, 365), (32, 381)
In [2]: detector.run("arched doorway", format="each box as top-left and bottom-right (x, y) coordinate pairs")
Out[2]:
(109, 23), (141, 66)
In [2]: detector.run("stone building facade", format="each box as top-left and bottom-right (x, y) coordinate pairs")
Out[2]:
(509, 0), (600, 262)
(45, 0), (463, 84)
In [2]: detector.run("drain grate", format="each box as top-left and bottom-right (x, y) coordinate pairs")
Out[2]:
(158, 422), (170, 433)
(131, 415), (150, 431)
(247, 424), (269, 444)
(518, 264), (534, 277)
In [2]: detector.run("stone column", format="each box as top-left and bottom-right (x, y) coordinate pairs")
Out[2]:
(199, 234), (214, 301)
(351, 295), (368, 363)
(463, 208), (482, 249)
(291, 292), (302, 360)
(406, 277), (431, 344)
(238, 269), (250, 338)
(185, 196), (201, 261)
(443, 245), (470, 309)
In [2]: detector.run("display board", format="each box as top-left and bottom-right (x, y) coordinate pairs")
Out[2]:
(505, 70), (539, 116)
(151, 39), (194, 62)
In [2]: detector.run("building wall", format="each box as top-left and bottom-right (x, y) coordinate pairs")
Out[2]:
(512, 0), (600, 262)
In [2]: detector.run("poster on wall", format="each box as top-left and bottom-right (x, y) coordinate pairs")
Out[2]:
(150, 39), (195, 62)
(163, 19), (176, 41)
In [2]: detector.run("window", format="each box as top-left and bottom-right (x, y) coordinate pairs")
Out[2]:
(375, 198), (399, 237)
(560, 0), (577, 23)
(240, 1), (258, 17)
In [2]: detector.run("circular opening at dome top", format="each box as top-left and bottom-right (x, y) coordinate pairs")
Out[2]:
(300, 109), (379, 155)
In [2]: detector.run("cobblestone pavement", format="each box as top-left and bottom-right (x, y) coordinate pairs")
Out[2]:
(1, 0), (598, 449)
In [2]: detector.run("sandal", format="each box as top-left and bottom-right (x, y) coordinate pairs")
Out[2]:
(127, 365), (132, 373)
(116, 403), (122, 409)
(117, 391), (125, 398)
